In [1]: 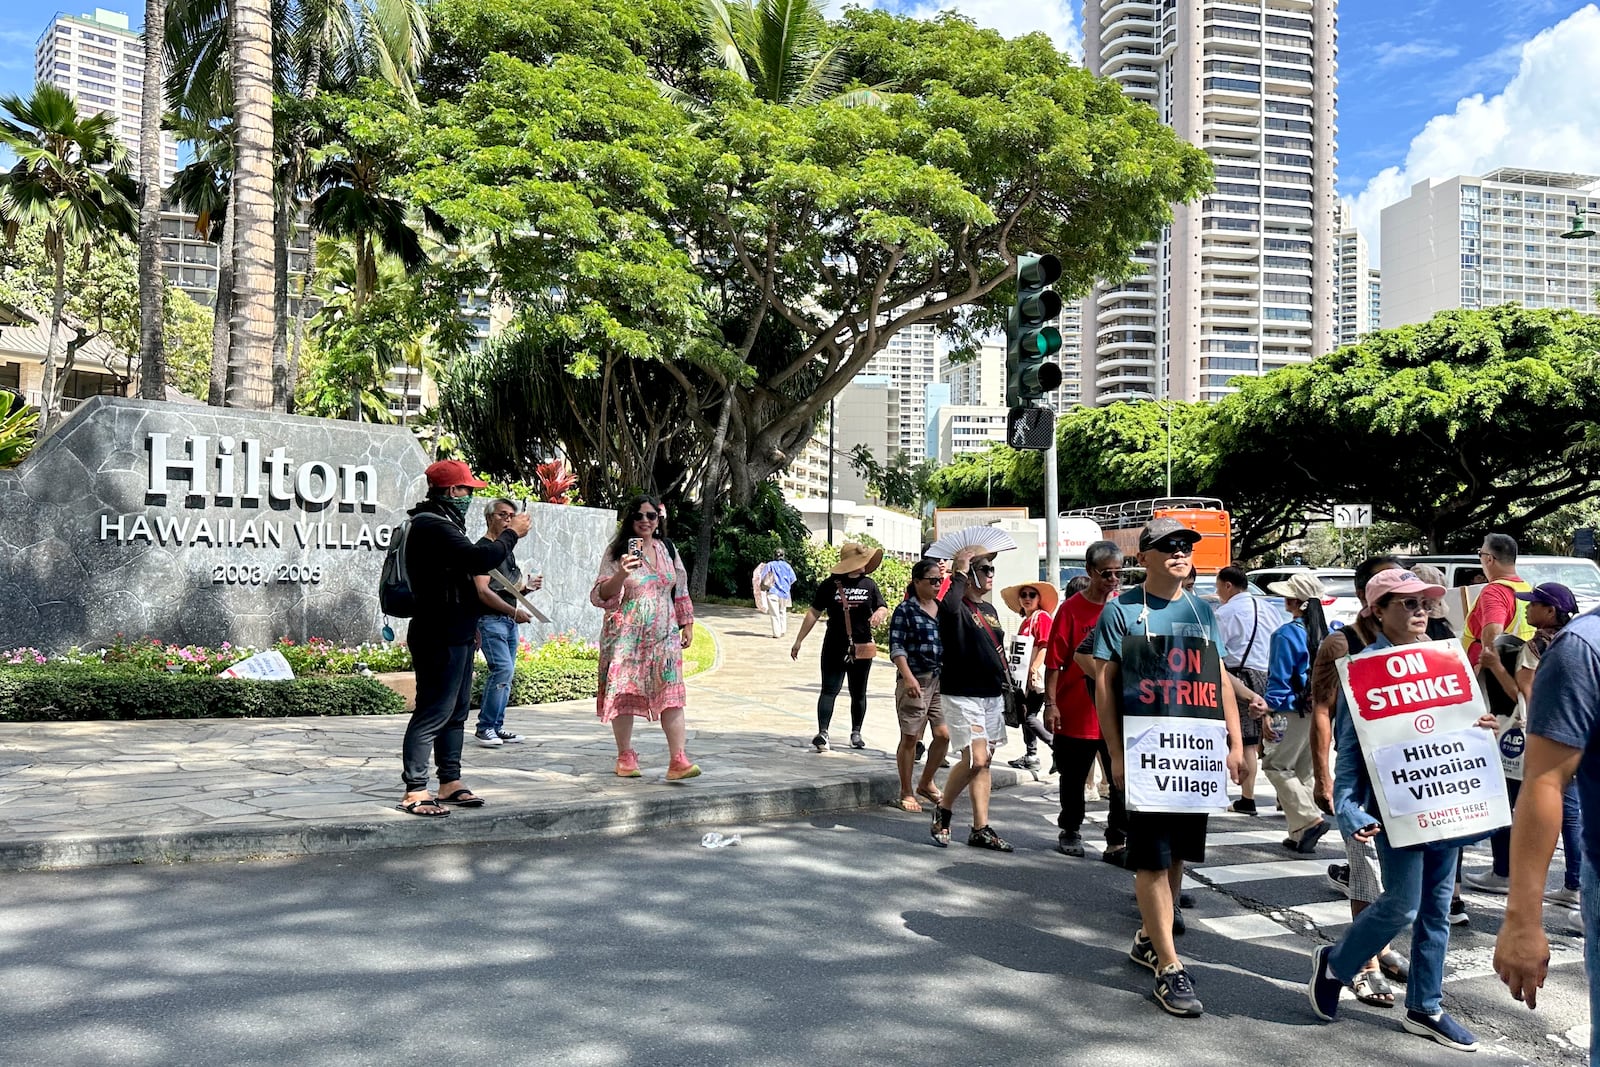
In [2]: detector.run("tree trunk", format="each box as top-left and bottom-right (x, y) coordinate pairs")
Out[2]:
(270, 195), (292, 410)
(208, 211), (233, 405)
(691, 389), (732, 598)
(135, 0), (166, 401)
(38, 247), (68, 435)
(287, 245), (314, 411)
(225, 0), (276, 408)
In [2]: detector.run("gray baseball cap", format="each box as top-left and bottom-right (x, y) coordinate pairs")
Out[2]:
(1138, 517), (1203, 551)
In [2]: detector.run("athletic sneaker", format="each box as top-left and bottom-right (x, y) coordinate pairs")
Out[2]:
(474, 729), (504, 747)
(1448, 899), (1470, 926)
(1172, 907), (1186, 937)
(1056, 831), (1085, 858)
(1008, 755), (1041, 770)
(495, 729), (524, 744)
(1229, 797), (1257, 815)
(1548, 886), (1582, 909)
(1154, 965), (1203, 1017)
(1129, 931), (1159, 973)
(930, 806), (952, 848)
(1463, 869), (1510, 895)
(1326, 863), (1351, 896)
(967, 825), (1014, 852)
(665, 752), (701, 781)
(1401, 1010), (1479, 1051)
(812, 732), (829, 752)
(849, 732), (866, 749)
(1307, 945), (1342, 1021)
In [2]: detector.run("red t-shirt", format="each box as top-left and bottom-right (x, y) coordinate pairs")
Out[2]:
(1465, 577), (1521, 666)
(1044, 593), (1105, 739)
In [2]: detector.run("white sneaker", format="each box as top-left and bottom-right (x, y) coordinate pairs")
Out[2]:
(495, 729), (524, 744)
(474, 730), (504, 747)
(1546, 886), (1581, 909)
(1567, 909), (1586, 935)
(1463, 869), (1510, 895)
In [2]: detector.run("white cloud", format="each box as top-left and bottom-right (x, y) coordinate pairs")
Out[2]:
(866, 0), (1081, 60)
(1353, 4), (1600, 261)
(1371, 40), (1461, 66)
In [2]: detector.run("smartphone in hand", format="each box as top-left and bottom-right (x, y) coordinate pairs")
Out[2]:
(627, 537), (644, 559)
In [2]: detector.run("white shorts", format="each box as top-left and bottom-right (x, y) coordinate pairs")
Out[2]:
(944, 693), (1006, 754)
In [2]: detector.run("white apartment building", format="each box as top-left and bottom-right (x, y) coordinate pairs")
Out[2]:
(35, 9), (177, 185)
(1082, 0), (1337, 405)
(863, 322), (938, 461)
(778, 377), (900, 506)
(933, 405), (1009, 464)
(1333, 197), (1376, 347)
(1380, 169), (1600, 328)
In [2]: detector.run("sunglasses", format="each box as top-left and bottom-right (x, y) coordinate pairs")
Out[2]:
(1096, 568), (1123, 580)
(1019, 590), (1039, 598)
(1385, 596), (1427, 614)
(1149, 539), (1193, 555)
(631, 511), (660, 522)
(493, 512), (516, 521)
(974, 565), (996, 575)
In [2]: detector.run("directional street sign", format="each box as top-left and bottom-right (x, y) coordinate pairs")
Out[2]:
(1332, 503), (1373, 529)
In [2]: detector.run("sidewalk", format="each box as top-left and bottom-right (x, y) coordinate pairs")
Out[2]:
(0, 604), (1023, 870)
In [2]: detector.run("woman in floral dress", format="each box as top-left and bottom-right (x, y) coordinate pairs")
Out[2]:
(590, 495), (699, 781)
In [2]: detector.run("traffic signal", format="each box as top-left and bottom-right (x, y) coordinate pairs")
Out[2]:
(1006, 253), (1064, 407)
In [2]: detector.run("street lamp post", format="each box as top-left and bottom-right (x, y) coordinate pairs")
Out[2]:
(1561, 210), (1599, 241)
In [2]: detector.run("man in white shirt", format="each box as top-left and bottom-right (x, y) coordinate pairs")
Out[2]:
(1214, 566), (1269, 814)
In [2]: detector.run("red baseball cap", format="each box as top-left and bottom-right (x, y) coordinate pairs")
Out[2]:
(424, 459), (487, 489)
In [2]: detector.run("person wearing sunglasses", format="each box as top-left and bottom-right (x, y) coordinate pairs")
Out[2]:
(591, 495), (700, 782)
(928, 546), (1015, 852)
(1092, 518), (1244, 1018)
(888, 559), (951, 812)
(1001, 579), (1061, 772)
(1044, 539), (1128, 861)
(471, 498), (544, 748)
(1308, 569), (1499, 1051)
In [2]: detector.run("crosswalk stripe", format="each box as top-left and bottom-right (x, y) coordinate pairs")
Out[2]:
(1193, 859), (1331, 885)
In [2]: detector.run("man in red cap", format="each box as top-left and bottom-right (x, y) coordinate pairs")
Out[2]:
(397, 460), (531, 817)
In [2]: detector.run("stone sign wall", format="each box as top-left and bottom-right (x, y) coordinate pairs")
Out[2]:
(0, 398), (615, 653)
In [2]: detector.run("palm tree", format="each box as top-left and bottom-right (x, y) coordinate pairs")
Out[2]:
(137, 0), (168, 400)
(167, 0), (432, 409)
(697, 0), (875, 106)
(228, 0), (277, 408)
(0, 85), (136, 432)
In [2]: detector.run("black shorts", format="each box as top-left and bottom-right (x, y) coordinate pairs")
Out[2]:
(1238, 711), (1262, 746)
(1124, 811), (1209, 871)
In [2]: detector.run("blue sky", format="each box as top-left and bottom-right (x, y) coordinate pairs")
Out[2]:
(6, 0), (1600, 252)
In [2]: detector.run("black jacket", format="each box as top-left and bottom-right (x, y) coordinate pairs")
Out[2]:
(405, 500), (518, 645)
(937, 573), (1008, 697)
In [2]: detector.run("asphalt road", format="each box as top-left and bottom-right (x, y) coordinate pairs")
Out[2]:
(2, 783), (1589, 1066)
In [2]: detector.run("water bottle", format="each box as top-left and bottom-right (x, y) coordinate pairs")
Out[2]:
(1268, 714), (1288, 744)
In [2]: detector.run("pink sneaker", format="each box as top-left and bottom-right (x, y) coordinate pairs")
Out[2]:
(615, 749), (642, 778)
(666, 752), (701, 781)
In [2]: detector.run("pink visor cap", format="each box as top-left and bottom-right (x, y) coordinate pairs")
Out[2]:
(1362, 569), (1448, 612)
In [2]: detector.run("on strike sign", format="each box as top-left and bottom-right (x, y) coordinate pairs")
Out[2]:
(1336, 640), (1510, 848)
(1120, 635), (1230, 813)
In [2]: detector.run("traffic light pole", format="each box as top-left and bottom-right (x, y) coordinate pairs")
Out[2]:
(1043, 430), (1059, 584)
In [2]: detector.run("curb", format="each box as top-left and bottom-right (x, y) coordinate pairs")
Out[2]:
(0, 765), (1027, 871)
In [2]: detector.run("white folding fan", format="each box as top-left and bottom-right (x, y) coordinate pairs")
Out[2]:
(924, 524), (1018, 560)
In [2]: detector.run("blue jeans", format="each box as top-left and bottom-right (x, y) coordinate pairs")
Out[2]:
(1328, 836), (1457, 1015)
(475, 613), (519, 735)
(1583, 857), (1600, 1067)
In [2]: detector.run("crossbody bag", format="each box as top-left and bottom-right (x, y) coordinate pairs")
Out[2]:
(971, 606), (1023, 727)
(839, 579), (877, 663)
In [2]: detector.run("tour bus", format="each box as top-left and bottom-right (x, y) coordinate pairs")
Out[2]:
(1061, 497), (1233, 575)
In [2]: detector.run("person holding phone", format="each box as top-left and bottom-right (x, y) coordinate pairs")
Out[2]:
(591, 495), (699, 781)
(472, 498), (544, 747)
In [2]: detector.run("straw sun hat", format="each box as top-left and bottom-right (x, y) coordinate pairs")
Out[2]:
(1001, 581), (1060, 615)
(830, 542), (884, 576)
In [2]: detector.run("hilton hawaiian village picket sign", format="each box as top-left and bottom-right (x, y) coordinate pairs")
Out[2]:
(0, 398), (612, 653)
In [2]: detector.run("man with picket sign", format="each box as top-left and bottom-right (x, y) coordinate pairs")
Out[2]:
(1093, 517), (1245, 1018)
(1307, 569), (1508, 1051)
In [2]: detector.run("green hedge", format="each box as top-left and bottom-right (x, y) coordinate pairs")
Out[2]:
(473, 658), (597, 706)
(0, 666), (404, 722)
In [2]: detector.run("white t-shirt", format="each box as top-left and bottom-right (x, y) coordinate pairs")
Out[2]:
(1217, 593), (1273, 672)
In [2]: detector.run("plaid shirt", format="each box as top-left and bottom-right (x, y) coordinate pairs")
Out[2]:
(889, 600), (941, 677)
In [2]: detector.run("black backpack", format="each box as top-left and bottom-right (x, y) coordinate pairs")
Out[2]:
(378, 518), (418, 618)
